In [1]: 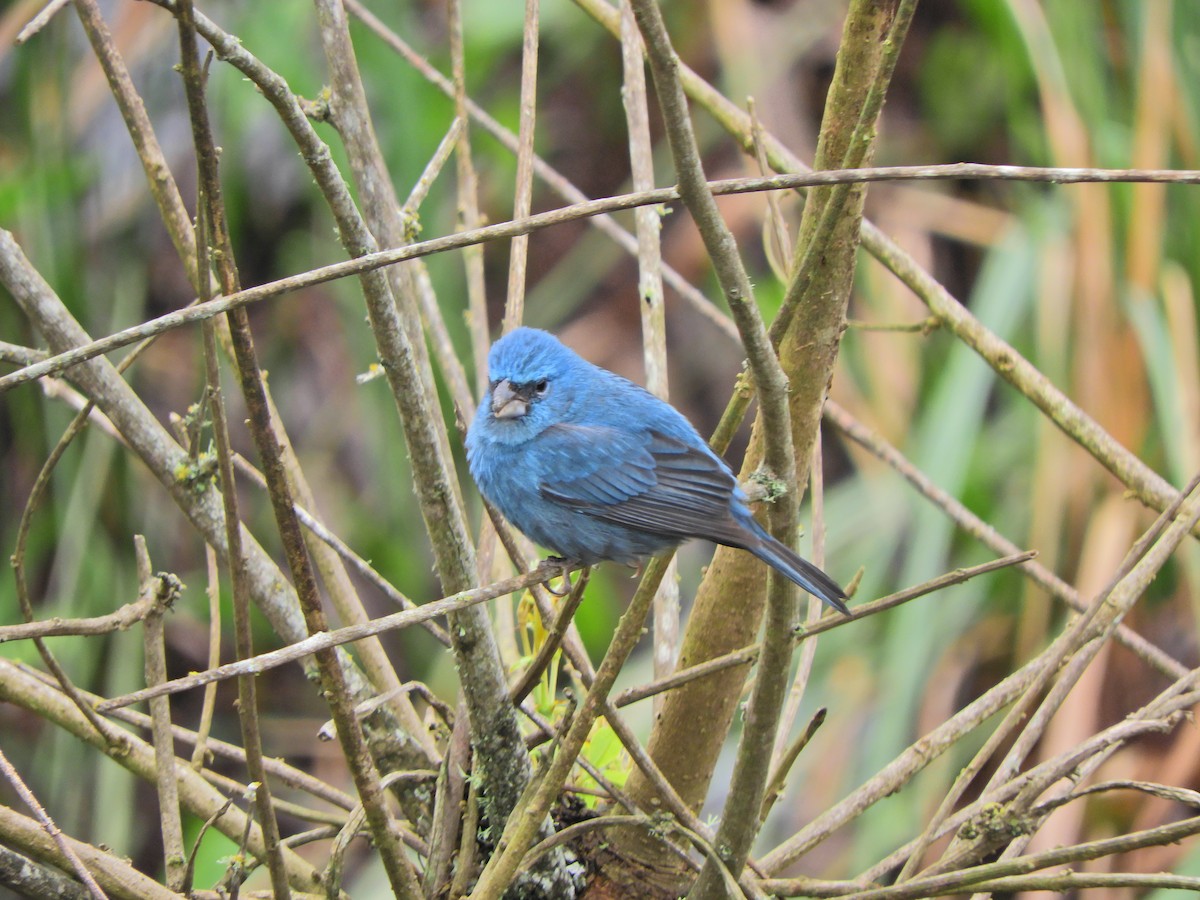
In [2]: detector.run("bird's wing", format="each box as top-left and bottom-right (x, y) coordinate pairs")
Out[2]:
(537, 424), (749, 544)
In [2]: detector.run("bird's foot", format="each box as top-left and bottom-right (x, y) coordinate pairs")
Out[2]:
(537, 556), (577, 596)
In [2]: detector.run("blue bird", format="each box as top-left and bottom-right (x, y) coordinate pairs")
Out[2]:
(466, 327), (849, 615)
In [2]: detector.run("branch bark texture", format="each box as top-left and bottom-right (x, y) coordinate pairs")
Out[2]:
(616, 4), (903, 887)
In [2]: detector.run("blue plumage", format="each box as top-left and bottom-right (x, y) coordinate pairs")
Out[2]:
(465, 327), (848, 614)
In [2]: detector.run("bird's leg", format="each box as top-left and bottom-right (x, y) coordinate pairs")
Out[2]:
(537, 556), (576, 596)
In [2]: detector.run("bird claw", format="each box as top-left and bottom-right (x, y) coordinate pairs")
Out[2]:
(537, 556), (576, 596)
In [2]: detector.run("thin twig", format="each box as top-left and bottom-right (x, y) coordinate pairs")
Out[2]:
(16, 660), (359, 813)
(509, 570), (590, 706)
(346, 0), (736, 341)
(629, 1), (803, 893)
(768, 814), (1200, 900)
(190, 547), (223, 770)
(0, 661), (325, 890)
(760, 708), (827, 826)
(0, 341), (47, 365)
(927, 472), (1200, 876)
(96, 563), (579, 712)
(613, 551), (1034, 710)
(772, 437), (825, 767)
(823, 398), (1186, 679)
(136, 538), (186, 891)
(469, 556), (671, 897)
(577, 0), (1200, 549)
(760, 654), (1039, 874)
(0, 591), (165, 643)
(749, 98), (794, 283)
(10, 163), (1200, 397)
(444, 0), (492, 392)
(231, 455), (451, 646)
(8, 292), (141, 751)
(16, 0), (73, 44)
(858, 673), (1200, 884)
(72, 0), (201, 281)
(501, 0), (540, 333)
(620, 0), (681, 716)
(401, 116), (463, 217)
(0, 748), (108, 900)
(308, 0), (528, 845)
(67, 2), (406, 759)
(173, 3), (296, 894)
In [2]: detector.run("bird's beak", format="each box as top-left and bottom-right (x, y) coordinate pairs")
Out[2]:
(491, 379), (528, 419)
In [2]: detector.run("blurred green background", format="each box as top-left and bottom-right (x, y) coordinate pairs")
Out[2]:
(2, 0), (1199, 892)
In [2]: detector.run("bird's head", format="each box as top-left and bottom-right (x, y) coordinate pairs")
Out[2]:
(477, 327), (580, 437)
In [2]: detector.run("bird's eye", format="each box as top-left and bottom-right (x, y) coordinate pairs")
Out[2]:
(533, 379), (549, 397)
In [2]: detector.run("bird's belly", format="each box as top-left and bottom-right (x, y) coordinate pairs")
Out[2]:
(477, 467), (678, 565)
(471, 438), (690, 565)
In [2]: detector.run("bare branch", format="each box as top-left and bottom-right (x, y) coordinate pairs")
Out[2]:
(97, 563), (579, 712)
(8, 164), (1200, 397)
(501, 0), (540, 333)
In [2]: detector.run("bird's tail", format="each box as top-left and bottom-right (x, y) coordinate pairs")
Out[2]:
(748, 528), (850, 616)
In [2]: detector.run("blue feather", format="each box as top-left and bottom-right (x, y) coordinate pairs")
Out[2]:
(465, 327), (848, 614)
